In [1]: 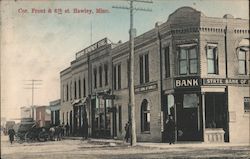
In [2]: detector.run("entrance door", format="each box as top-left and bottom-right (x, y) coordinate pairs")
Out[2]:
(176, 93), (201, 141)
(205, 93), (228, 142)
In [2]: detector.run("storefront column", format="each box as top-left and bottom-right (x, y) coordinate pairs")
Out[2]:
(201, 92), (206, 141)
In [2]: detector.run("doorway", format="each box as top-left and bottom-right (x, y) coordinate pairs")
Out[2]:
(176, 93), (201, 141)
(205, 93), (228, 142)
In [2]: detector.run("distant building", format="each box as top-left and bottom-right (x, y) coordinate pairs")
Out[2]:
(49, 99), (61, 126)
(20, 106), (37, 120)
(35, 106), (51, 127)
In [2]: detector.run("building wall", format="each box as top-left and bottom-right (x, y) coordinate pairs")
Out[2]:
(228, 86), (249, 143)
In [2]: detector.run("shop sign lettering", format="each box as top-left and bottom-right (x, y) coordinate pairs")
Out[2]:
(135, 83), (158, 93)
(76, 38), (107, 58)
(203, 78), (249, 85)
(175, 78), (200, 88)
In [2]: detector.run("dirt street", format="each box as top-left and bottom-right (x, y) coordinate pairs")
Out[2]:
(1, 135), (249, 159)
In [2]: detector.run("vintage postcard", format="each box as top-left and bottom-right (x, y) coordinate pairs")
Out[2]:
(1, 0), (249, 158)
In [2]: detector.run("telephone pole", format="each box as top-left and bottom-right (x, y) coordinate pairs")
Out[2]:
(24, 79), (42, 106)
(113, 0), (153, 146)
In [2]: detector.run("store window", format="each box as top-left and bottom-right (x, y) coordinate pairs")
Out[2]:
(179, 45), (198, 75)
(141, 99), (150, 132)
(207, 44), (218, 74)
(183, 94), (198, 108)
(244, 97), (250, 112)
(238, 49), (247, 75)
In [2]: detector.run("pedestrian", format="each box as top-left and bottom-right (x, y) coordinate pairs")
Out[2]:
(65, 123), (69, 136)
(165, 115), (176, 145)
(124, 121), (131, 143)
(49, 126), (55, 141)
(8, 128), (15, 144)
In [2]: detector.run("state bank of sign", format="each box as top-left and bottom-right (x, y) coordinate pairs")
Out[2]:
(60, 7), (249, 144)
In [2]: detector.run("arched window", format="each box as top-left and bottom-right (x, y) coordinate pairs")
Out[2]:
(141, 99), (150, 132)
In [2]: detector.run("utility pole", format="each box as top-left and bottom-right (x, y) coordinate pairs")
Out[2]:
(113, 0), (152, 146)
(24, 79), (42, 106)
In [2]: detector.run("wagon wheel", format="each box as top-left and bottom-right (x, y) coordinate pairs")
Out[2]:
(24, 132), (33, 142)
(38, 131), (48, 142)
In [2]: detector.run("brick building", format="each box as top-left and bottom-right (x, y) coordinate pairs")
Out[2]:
(60, 7), (249, 143)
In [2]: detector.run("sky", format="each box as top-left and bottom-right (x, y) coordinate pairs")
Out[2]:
(1, 0), (249, 120)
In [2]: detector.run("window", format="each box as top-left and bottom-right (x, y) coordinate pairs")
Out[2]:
(139, 53), (149, 84)
(141, 99), (150, 132)
(66, 84), (69, 101)
(183, 94), (198, 108)
(62, 84), (64, 102)
(207, 44), (218, 74)
(238, 50), (247, 75)
(244, 97), (250, 112)
(74, 80), (77, 99)
(165, 47), (170, 78)
(99, 66), (102, 87)
(127, 60), (130, 87)
(118, 106), (122, 132)
(104, 64), (108, 86)
(83, 78), (86, 97)
(113, 64), (121, 90)
(179, 45), (198, 75)
(118, 65), (121, 89)
(78, 79), (81, 98)
(113, 65), (117, 90)
(70, 81), (72, 100)
(93, 68), (97, 89)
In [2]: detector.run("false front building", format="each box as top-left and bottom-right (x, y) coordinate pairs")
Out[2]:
(60, 7), (249, 143)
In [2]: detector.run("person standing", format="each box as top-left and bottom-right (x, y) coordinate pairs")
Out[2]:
(8, 128), (15, 144)
(165, 115), (176, 145)
(124, 121), (131, 143)
(65, 123), (69, 136)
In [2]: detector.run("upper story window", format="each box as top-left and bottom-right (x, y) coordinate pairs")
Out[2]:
(238, 49), (247, 75)
(104, 64), (108, 86)
(207, 44), (218, 74)
(83, 78), (86, 97)
(139, 53), (149, 84)
(164, 46), (170, 78)
(113, 64), (121, 90)
(66, 84), (69, 101)
(70, 81), (72, 100)
(78, 79), (81, 98)
(93, 68), (97, 89)
(99, 66), (103, 87)
(74, 80), (77, 99)
(178, 44), (198, 75)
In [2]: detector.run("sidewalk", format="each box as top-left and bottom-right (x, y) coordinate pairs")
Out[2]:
(63, 136), (250, 148)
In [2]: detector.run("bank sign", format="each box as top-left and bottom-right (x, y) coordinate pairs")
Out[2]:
(174, 77), (249, 88)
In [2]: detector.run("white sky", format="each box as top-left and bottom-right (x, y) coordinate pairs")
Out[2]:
(1, 0), (249, 120)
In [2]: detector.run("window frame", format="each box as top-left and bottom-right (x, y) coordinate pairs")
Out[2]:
(141, 99), (150, 133)
(164, 46), (170, 78)
(178, 44), (198, 75)
(238, 49), (247, 75)
(139, 52), (150, 84)
(207, 44), (219, 74)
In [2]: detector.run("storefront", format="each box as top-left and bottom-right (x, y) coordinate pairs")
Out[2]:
(90, 91), (115, 138)
(163, 77), (249, 143)
(72, 98), (88, 136)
